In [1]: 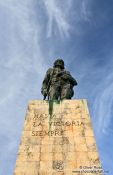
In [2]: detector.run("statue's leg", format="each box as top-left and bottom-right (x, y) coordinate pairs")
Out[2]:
(49, 85), (60, 100)
(61, 84), (73, 100)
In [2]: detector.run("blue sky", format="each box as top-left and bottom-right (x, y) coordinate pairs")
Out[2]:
(0, 0), (113, 174)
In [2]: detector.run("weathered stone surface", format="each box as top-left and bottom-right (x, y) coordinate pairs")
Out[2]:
(14, 100), (103, 175)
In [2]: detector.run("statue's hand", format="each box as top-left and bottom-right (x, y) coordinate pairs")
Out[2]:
(56, 70), (68, 77)
(56, 71), (64, 77)
(41, 89), (47, 96)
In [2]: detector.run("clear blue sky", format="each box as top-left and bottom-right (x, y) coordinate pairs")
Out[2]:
(0, 0), (113, 174)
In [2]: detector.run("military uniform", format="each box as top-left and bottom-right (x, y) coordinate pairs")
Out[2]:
(41, 59), (77, 100)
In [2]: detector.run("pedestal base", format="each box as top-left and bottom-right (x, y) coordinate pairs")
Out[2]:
(14, 100), (103, 175)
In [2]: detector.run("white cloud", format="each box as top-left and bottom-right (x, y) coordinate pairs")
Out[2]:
(43, 0), (92, 38)
(0, 0), (48, 104)
(93, 72), (113, 135)
(43, 0), (71, 38)
(81, 0), (91, 21)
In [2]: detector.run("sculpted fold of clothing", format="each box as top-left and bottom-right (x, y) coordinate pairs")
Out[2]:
(41, 66), (77, 100)
(49, 84), (74, 100)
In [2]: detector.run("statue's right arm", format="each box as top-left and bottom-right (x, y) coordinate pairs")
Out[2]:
(41, 68), (52, 95)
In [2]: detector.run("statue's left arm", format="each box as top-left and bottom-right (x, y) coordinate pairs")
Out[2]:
(61, 70), (78, 86)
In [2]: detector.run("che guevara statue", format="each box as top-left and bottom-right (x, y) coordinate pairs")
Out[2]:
(41, 59), (77, 100)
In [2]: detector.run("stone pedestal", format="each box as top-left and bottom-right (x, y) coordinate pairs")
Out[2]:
(14, 100), (103, 175)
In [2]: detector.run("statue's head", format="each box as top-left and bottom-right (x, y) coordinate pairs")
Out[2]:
(54, 59), (64, 69)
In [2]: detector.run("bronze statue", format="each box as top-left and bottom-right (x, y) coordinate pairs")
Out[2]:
(41, 59), (77, 100)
